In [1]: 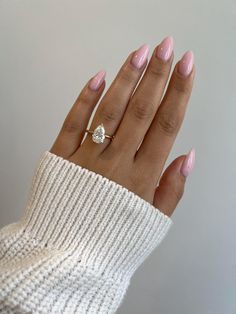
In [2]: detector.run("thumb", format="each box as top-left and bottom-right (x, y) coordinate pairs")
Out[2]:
(154, 149), (195, 217)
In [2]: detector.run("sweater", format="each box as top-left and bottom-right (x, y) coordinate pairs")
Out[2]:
(0, 151), (173, 313)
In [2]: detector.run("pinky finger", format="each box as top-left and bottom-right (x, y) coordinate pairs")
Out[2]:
(154, 149), (195, 217)
(50, 70), (106, 158)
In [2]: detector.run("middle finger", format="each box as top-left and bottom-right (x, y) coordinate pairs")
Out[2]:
(110, 36), (174, 153)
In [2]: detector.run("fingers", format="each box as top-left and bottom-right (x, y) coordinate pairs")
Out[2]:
(80, 44), (150, 155)
(135, 51), (195, 181)
(153, 149), (195, 217)
(49, 70), (106, 158)
(111, 36), (174, 153)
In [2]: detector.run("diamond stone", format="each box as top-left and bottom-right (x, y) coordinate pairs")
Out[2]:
(92, 124), (105, 144)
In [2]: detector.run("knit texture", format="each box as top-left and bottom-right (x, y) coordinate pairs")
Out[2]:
(0, 151), (173, 313)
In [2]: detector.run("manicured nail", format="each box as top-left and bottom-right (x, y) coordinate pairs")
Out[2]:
(180, 148), (195, 177)
(156, 36), (174, 61)
(178, 51), (194, 77)
(131, 44), (150, 69)
(89, 70), (106, 91)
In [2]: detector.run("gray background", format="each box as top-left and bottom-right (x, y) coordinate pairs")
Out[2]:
(0, 1), (235, 313)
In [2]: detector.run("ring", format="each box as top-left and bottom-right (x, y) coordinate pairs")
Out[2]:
(85, 123), (114, 144)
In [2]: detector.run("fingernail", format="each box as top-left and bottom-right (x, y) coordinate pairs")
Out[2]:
(156, 36), (174, 61)
(131, 44), (150, 69)
(178, 51), (194, 77)
(89, 70), (106, 91)
(180, 148), (195, 177)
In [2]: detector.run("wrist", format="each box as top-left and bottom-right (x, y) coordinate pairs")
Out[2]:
(20, 151), (173, 281)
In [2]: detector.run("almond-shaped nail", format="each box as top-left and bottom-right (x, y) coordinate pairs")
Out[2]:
(178, 51), (194, 77)
(156, 36), (174, 61)
(180, 148), (195, 177)
(89, 70), (106, 91)
(131, 44), (150, 69)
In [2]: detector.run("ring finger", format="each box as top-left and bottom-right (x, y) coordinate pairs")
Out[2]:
(110, 36), (174, 154)
(78, 44), (150, 155)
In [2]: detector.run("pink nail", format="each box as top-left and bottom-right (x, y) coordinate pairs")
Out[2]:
(156, 36), (174, 61)
(180, 148), (195, 177)
(178, 51), (194, 77)
(89, 70), (106, 91)
(131, 44), (150, 69)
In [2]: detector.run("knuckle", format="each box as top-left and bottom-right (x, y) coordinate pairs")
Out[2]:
(75, 93), (90, 108)
(62, 120), (80, 133)
(100, 104), (123, 122)
(157, 111), (180, 135)
(78, 95), (89, 106)
(173, 79), (192, 94)
(117, 64), (137, 84)
(149, 63), (169, 77)
(132, 98), (155, 121)
(172, 184), (185, 202)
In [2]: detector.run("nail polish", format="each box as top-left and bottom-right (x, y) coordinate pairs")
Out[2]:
(131, 44), (150, 69)
(89, 70), (106, 91)
(178, 51), (194, 77)
(180, 148), (195, 177)
(156, 36), (174, 61)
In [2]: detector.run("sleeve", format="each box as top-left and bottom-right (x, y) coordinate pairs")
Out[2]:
(0, 151), (173, 314)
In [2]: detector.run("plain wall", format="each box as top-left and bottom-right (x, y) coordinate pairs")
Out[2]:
(0, 1), (235, 313)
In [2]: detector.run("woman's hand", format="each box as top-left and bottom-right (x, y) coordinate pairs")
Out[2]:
(50, 36), (195, 217)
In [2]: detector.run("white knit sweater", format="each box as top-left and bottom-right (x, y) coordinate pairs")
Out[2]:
(0, 151), (173, 313)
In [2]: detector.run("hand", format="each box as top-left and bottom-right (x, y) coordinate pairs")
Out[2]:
(50, 36), (195, 217)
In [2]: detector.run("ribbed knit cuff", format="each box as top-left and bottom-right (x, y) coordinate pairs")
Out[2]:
(20, 151), (173, 281)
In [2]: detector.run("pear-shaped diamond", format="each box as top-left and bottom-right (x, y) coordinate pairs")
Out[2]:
(92, 124), (105, 144)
